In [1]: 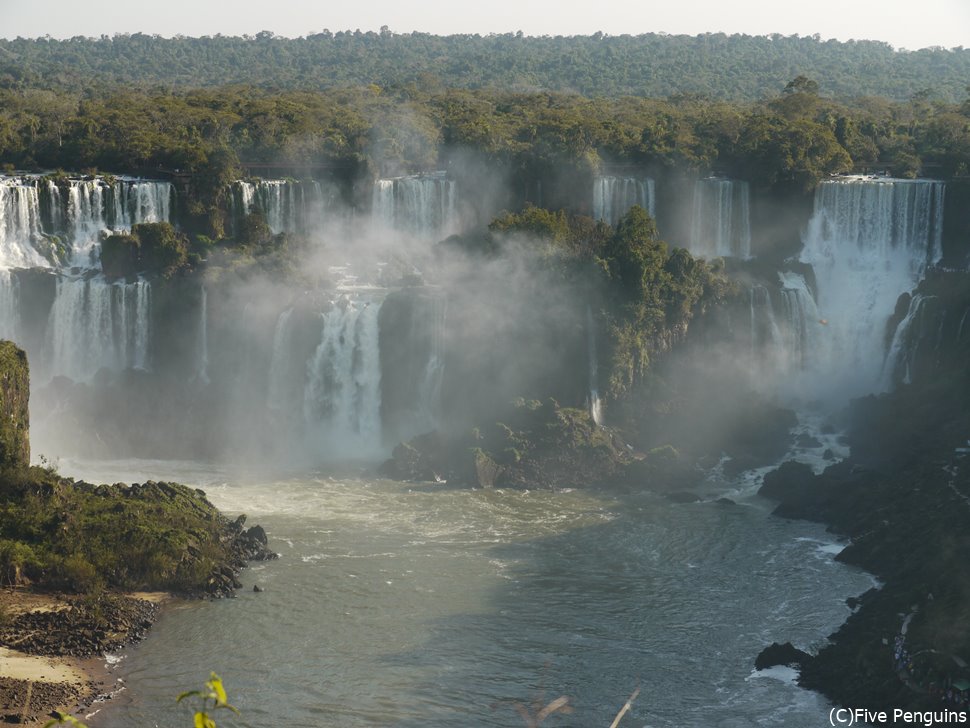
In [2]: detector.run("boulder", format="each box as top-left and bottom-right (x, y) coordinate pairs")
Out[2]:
(755, 642), (811, 670)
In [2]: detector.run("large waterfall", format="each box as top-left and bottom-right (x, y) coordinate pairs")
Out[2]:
(229, 179), (337, 235)
(593, 176), (655, 226)
(794, 176), (944, 396)
(372, 173), (457, 238)
(0, 175), (172, 269)
(0, 178), (50, 268)
(689, 178), (751, 259)
(303, 296), (383, 451)
(46, 276), (152, 382)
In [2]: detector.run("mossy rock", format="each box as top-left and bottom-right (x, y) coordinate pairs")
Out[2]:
(0, 341), (29, 470)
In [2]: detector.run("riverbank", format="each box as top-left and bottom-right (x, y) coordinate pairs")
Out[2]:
(757, 371), (970, 711)
(0, 589), (171, 725)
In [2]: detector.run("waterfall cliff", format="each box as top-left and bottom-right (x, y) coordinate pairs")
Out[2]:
(689, 178), (751, 259)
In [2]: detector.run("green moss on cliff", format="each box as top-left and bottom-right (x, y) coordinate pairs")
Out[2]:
(0, 341), (29, 471)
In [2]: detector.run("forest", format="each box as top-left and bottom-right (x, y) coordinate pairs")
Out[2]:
(2, 74), (969, 240)
(1, 31), (969, 101)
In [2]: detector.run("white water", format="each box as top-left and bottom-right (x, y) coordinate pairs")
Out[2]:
(797, 177), (944, 398)
(303, 295), (383, 453)
(230, 179), (336, 235)
(0, 269), (20, 341)
(45, 276), (151, 381)
(593, 176), (655, 226)
(587, 305), (603, 425)
(0, 175), (172, 270)
(0, 179), (50, 268)
(881, 293), (943, 388)
(689, 178), (751, 259)
(372, 173), (457, 238)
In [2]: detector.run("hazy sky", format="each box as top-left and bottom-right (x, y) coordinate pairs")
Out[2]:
(1, 0), (968, 50)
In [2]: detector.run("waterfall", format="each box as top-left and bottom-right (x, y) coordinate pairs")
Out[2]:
(230, 179), (335, 235)
(371, 173), (457, 238)
(107, 180), (172, 230)
(415, 294), (447, 432)
(0, 269), (20, 340)
(46, 276), (151, 381)
(0, 178), (50, 268)
(881, 294), (942, 388)
(776, 271), (822, 373)
(303, 296), (383, 450)
(799, 176), (944, 396)
(1, 175), (172, 270)
(586, 305), (603, 426)
(195, 286), (210, 385)
(689, 178), (751, 259)
(593, 176), (655, 226)
(267, 307), (297, 410)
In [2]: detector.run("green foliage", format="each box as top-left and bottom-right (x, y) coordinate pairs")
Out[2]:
(1, 33), (969, 102)
(0, 476), (242, 594)
(177, 672), (240, 728)
(597, 208), (730, 401)
(100, 223), (190, 278)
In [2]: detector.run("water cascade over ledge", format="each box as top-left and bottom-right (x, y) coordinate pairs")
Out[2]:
(0, 175), (173, 269)
(797, 176), (944, 398)
(689, 178), (751, 259)
(592, 176), (655, 226)
(372, 173), (457, 238)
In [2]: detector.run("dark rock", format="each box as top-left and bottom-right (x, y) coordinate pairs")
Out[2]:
(253, 584), (263, 592)
(755, 642), (811, 670)
(715, 497), (736, 506)
(758, 461), (816, 504)
(823, 448), (835, 460)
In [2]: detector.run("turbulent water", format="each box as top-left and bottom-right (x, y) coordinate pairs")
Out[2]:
(67, 438), (872, 728)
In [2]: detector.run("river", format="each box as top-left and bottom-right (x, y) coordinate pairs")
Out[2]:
(62, 447), (874, 728)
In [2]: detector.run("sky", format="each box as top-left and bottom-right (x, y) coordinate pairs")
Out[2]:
(0, 0), (968, 50)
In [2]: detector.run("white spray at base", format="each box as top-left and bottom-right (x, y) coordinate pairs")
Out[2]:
(302, 296), (383, 454)
(745, 177), (945, 402)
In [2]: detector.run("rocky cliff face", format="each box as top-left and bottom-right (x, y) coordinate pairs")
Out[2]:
(0, 340), (29, 470)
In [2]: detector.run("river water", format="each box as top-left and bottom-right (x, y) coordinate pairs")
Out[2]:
(61, 446), (874, 728)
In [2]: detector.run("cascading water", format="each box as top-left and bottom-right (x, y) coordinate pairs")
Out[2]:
(415, 294), (447, 433)
(0, 178), (51, 268)
(267, 307), (299, 412)
(46, 276), (151, 382)
(372, 173), (457, 238)
(689, 178), (751, 259)
(881, 293), (944, 388)
(776, 272), (821, 374)
(303, 295), (383, 453)
(592, 176), (655, 226)
(230, 179), (335, 235)
(0, 175), (172, 269)
(586, 305), (603, 426)
(0, 269), (20, 340)
(799, 176), (944, 397)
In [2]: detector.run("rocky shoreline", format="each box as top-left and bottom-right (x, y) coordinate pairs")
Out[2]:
(756, 374), (970, 711)
(0, 590), (159, 725)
